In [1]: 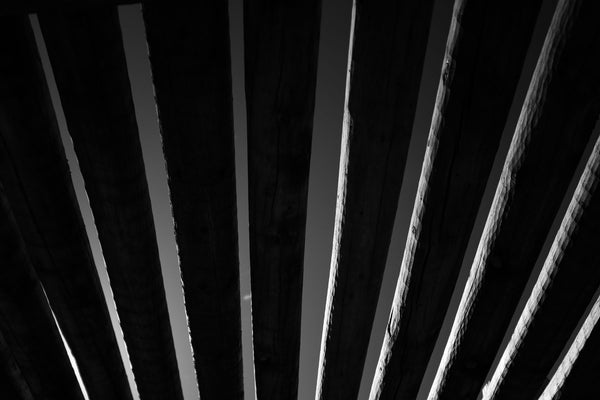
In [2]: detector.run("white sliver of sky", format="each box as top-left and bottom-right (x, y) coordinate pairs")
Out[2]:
(30, 5), (250, 399)
(44, 288), (90, 400)
(29, 4), (258, 398)
(29, 12), (143, 400)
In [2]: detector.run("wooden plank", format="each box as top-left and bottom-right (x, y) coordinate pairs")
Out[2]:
(483, 137), (600, 399)
(369, 0), (543, 398)
(429, 1), (600, 398)
(0, 15), (132, 400)
(0, 372), (23, 400)
(316, 1), (434, 398)
(539, 294), (600, 399)
(142, 3), (243, 399)
(0, 183), (84, 400)
(1, 1), (138, 16)
(244, 1), (321, 398)
(38, 8), (183, 399)
(0, 330), (34, 400)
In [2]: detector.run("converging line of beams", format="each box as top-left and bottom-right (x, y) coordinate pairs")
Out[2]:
(429, 1), (600, 398)
(539, 292), (600, 398)
(143, 3), (244, 399)
(316, 1), (435, 398)
(0, 15), (132, 400)
(38, 8), (184, 399)
(483, 136), (600, 400)
(0, 183), (84, 399)
(483, 135), (600, 399)
(369, 0), (542, 398)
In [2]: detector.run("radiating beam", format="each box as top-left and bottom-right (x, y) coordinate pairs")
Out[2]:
(369, 0), (542, 398)
(0, 183), (84, 399)
(0, 15), (132, 400)
(142, 3), (243, 399)
(539, 293), (600, 399)
(482, 137), (600, 399)
(429, 1), (600, 398)
(243, 1), (321, 398)
(316, 1), (434, 398)
(38, 8), (183, 399)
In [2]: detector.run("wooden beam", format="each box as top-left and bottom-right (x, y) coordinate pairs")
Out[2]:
(0, 183), (84, 400)
(369, 0), (542, 398)
(244, 1), (321, 398)
(38, 8), (183, 399)
(539, 294), (600, 399)
(0, 1), (138, 16)
(142, 3), (243, 399)
(0, 15), (132, 400)
(316, 1), (434, 398)
(482, 137), (600, 399)
(0, 372), (23, 400)
(0, 330), (34, 400)
(429, 1), (600, 398)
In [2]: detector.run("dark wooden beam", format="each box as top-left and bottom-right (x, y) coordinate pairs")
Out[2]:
(1, 1), (138, 16)
(38, 8), (183, 399)
(369, 0), (542, 398)
(0, 380), (21, 400)
(0, 331), (34, 400)
(484, 138), (600, 399)
(0, 15), (132, 400)
(142, 3), (243, 399)
(244, 1), (321, 398)
(316, 1), (434, 398)
(0, 371), (23, 400)
(541, 295), (600, 399)
(0, 183), (84, 400)
(429, 1), (600, 398)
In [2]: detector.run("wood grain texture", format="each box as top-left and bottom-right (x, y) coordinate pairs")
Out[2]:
(542, 295), (600, 399)
(143, 3), (244, 399)
(0, 15), (131, 400)
(484, 137), (600, 400)
(429, 1), (600, 398)
(244, 0), (321, 398)
(39, 8), (183, 399)
(316, 1), (434, 398)
(370, 0), (542, 398)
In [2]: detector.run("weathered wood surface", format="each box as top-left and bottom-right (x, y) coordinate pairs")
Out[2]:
(541, 295), (600, 399)
(484, 137), (600, 400)
(316, 1), (434, 398)
(244, 0), (321, 398)
(142, 3), (243, 399)
(0, 184), (84, 400)
(0, 15), (131, 400)
(370, 0), (542, 398)
(429, 1), (600, 398)
(38, 8), (183, 399)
